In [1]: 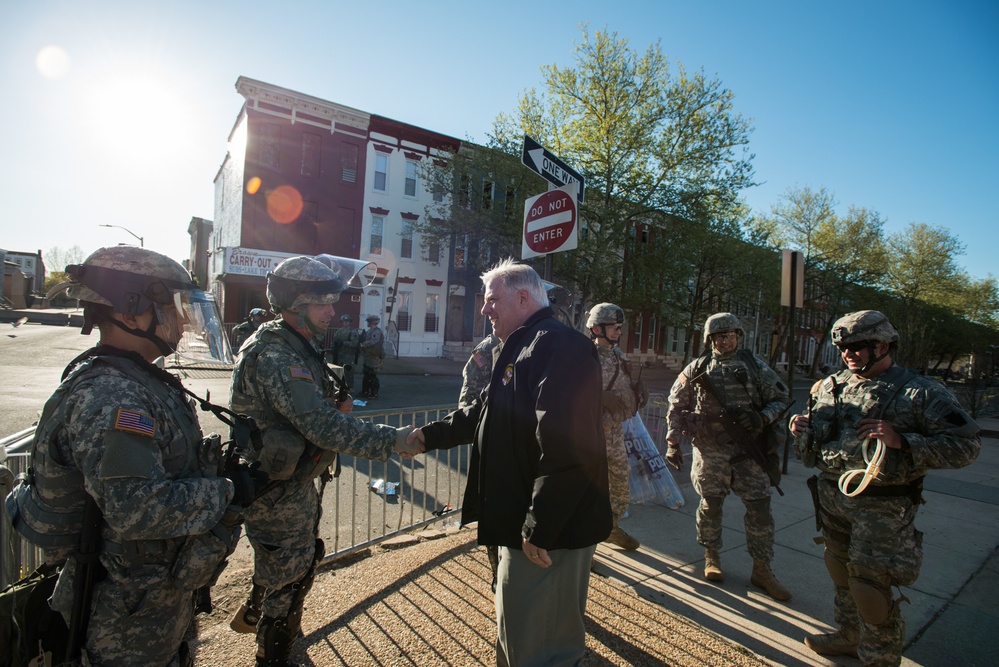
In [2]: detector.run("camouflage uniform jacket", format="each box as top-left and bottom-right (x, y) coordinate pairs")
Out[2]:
(596, 345), (637, 423)
(667, 349), (789, 448)
(802, 364), (980, 484)
(231, 320), (259, 353)
(458, 335), (500, 409)
(332, 325), (361, 366)
(8, 347), (232, 593)
(230, 320), (395, 482)
(359, 325), (385, 364)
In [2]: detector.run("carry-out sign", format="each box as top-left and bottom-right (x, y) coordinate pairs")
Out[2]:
(521, 183), (578, 260)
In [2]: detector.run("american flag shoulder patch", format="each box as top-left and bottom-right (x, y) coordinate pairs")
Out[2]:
(472, 351), (488, 369)
(289, 366), (314, 381)
(114, 409), (156, 437)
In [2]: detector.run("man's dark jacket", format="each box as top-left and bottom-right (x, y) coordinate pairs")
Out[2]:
(421, 307), (612, 551)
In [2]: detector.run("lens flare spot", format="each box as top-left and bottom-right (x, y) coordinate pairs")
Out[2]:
(246, 176), (262, 195)
(267, 185), (303, 224)
(36, 45), (71, 79)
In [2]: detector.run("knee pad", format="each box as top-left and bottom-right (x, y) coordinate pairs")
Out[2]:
(849, 564), (894, 626)
(701, 495), (725, 520)
(823, 544), (850, 588)
(744, 498), (771, 529)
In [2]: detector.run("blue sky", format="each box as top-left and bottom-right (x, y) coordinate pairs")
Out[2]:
(2, 0), (996, 281)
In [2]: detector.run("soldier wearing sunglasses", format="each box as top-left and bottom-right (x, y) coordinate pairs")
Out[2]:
(790, 310), (980, 666)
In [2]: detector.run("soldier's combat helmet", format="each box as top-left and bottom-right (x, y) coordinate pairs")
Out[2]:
(831, 310), (899, 346)
(703, 312), (744, 344)
(366, 315), (380, 324)
(50, 246), (202, 356)
(266, 256), (346, 314)
(586, 303), (625, 329)
(340, 314), (353, 323)
(831, 310), (898, 375)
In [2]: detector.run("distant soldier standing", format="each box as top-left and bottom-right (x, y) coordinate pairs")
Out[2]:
(233, 308), (268, 353)
(6, 246), (245, 667)
(587, 303), (647, 550)
(357, 314), (385, 399)
(229, 256), (420, 666)
(331, 314), (360, 391)
(665, 312), (792, 601)
(791, 310), (980, 665)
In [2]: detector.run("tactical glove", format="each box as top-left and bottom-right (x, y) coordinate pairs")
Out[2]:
(631, 379), (649, 411)
(602, 392), (628, 416)
(734, 408), (766, 433)
(225, 461), (270, 507)
(666, 443), (684, 471)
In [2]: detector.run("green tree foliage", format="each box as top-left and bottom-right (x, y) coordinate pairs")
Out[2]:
(489, 26), (755, 325)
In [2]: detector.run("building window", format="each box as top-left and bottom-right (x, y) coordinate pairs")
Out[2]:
(401, 220), (414, 259)
(427, 240), (440, 264)
(404, 161), (418, 197)
(341, 143), (358, 183)
(432, 179), (444, 202)
(374, 153), (388, 192)
(301, 132), (321, 177)
(397, 290), (412, 332)
(482, 180), (494, 210)
(370, 216), (384, 255)
(259, 124), (280, 170)
(458, 174), (470, 208)
(453, 234), (467, 268)
(425, 293), (440, 333)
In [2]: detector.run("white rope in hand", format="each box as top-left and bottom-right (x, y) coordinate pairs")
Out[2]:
(838, 436), (885, 497)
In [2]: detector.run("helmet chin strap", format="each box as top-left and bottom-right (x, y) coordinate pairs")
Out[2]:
(856, 342), (887, 375)
(591, 324), (617, 347)
(106, 315), (176, 357)
(298, 307), (327, 339)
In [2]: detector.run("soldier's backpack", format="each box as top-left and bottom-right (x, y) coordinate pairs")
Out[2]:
(0, 563), (68, 667)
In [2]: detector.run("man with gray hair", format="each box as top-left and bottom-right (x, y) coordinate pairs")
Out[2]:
(409, 258), (611, 667)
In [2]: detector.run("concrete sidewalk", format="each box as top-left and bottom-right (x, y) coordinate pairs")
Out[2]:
(595, 416), (999, 666)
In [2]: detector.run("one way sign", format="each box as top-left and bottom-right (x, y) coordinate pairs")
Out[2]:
(521, 135), (585, 203)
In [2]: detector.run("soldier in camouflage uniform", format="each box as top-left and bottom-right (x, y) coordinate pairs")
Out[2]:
(330, 314), (360, 391)
(587, 303), (647, 551)
(228, 256), (420, 667)
(665, 312), (792, 601)
(6, 246), (247, 667)
(357, 315), (385, 399)
(233, 308), (268, 353)
(790, 310), (980, 666)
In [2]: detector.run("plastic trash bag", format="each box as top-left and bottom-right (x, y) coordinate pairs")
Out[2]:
(622, 413), (685, 509)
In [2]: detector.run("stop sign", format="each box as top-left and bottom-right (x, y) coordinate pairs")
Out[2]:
(522, 184), (578, 259)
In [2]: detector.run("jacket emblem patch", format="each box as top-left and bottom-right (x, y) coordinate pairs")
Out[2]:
(501, 364), (514, 386)
(114, 408), (156, 437)
(289, 366), (314, 381)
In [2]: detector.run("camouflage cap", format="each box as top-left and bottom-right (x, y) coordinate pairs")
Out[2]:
(51, 245), (196, 313)
(831, 310), (899, 345)
(703, 312), (744, 344)
(586, 303), (625, 329)
(266, 256), (346, 312)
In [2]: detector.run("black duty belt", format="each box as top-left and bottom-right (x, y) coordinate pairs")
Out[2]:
(823, 475), (924, 498)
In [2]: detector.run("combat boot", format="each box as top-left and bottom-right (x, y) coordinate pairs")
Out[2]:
(704, 548), (724, 582)
(751, 560), (792, 601)
(804, 628), (859, 657)
(231, 583), (265, 634)
(604, 526), (640, 550)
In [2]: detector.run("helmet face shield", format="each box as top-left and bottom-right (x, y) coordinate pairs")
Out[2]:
(171, 290), (232, 364)
(314, 254), (378, 289)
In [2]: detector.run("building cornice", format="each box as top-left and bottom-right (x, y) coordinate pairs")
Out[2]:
(235, 76), (370, 134)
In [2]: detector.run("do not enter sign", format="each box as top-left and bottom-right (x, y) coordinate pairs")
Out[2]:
(521, 183), (578, 259)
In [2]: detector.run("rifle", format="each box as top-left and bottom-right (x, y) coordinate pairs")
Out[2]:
(65, 493), (102, 663)
(690, 365), (789, 496)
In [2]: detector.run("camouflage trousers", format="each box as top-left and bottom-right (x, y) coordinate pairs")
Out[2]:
(690, 438), (774, 562)
(817, 476), (922, 667)
(603, 417), (631, 520)
(243, 477), (322, 619)
(83, 575), (194, 667)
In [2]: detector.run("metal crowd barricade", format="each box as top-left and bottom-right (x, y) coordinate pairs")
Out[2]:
(3, 400), (671, 587)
